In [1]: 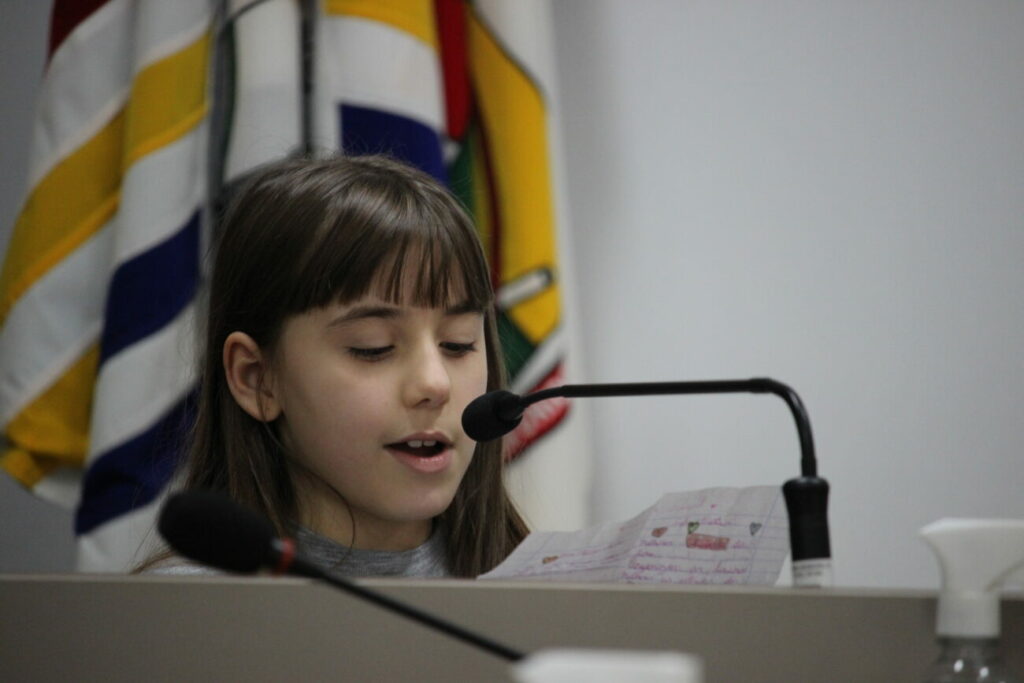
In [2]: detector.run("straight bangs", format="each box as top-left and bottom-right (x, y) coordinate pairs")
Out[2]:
(289, 167), (494, 316)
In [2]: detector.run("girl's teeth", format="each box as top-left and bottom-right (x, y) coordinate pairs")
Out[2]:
(423, 440), (436, 447)
(408, 440), (423, 448)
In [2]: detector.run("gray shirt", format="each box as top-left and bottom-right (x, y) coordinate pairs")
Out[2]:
(148, 524), (449, 578)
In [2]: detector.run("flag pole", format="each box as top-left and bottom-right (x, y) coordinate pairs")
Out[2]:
(206, 0), (234, 239)
(299, 0), (316, 156)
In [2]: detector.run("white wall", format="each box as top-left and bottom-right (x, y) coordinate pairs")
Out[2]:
(0, 0), (77, 573)
(3, 1), (1023, 588)
(550, 0), (1024, 589)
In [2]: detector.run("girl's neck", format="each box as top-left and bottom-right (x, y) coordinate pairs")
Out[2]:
(306, 509), (433, 552)
(292, 479), (432, 551)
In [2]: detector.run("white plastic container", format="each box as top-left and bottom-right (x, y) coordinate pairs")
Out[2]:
(920, 518), (1024, 683)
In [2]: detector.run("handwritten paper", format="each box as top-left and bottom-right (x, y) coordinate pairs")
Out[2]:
(480, 486), (789, 586)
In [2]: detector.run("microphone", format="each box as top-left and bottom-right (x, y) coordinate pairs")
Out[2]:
(157, 490), (524, 662)
(158, 490), (279, 573)
(460, 390), (524, 442)
(463, 378), (832, 587)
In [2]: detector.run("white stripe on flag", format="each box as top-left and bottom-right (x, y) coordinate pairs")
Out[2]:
(0, 230), (107, 426)
(132, 0), (211, 68)
(77, 491), (168, 572)
(29, 0), (132, 187)
(509, 326), (566, 395)
(316, 16), (444, 149)
(110, 124), (207, 265)
(87, 302), (197, 462)
(474, 0), (558, 93)
(32, 466), (86, 509)
(224, 0), (302, 180)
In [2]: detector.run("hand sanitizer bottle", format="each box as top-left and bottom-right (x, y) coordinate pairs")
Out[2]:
(920, 519), (1024, 683)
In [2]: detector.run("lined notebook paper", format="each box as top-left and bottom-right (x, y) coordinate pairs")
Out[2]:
(481, 486), (789, 585)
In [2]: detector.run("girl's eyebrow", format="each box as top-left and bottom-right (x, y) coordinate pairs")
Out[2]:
(445, 300), (486, 316)
(328, 305), (399, 327)
(328, 301), (483, 327)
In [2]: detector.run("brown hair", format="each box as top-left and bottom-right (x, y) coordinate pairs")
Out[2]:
(157, 154), (526, 576)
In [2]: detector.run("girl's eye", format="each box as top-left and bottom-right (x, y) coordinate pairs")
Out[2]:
(441, 341), (477, 356)
(348, 346), (393, 361)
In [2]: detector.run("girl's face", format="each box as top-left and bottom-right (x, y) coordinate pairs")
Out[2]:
(268, 288), (488, 551)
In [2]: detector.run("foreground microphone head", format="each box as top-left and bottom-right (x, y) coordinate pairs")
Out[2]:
(158, 490), (276, 573)
(462, 390), (524, 441)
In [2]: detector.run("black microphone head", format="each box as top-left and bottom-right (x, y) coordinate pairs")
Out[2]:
(462, 390), (524, 441)
(158, 490), (277, 573)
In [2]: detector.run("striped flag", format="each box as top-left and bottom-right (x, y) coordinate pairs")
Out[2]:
(1, 0), (588, 572)
(0, 0), (214, 571)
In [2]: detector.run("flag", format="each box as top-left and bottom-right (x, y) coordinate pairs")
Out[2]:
(0, 0), (215, 570)
(317, 0), (591, 530)
(1, 0), (588, 572)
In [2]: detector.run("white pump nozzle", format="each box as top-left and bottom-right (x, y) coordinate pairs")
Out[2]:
(920, 518), (1024, 638)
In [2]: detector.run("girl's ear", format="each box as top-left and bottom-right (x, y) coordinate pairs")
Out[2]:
(223, 331), (282, 421)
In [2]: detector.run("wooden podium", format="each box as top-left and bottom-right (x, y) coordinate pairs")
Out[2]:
(1, 574), (1021, 681)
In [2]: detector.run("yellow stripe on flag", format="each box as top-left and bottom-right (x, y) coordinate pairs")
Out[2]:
(123, 31), (210, 168)
(0, 451), (64, 490)
(1, 345), (99, 486)
(325, 0), (438, 48)
(0, 31), (210, 325)
(0, 115), (123, 324)
(468, 12), (560, 344)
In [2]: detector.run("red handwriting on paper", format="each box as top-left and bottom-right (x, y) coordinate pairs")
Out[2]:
(686, 533), (730, 550)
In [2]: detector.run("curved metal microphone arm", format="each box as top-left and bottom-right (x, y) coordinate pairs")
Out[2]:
(525, 378), (817, 477)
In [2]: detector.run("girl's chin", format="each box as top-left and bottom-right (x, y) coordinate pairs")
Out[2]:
(397, 491), (460, 525)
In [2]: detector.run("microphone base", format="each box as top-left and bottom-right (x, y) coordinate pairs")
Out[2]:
(792, 558), (833, 588)
(783, 476), (832, 587)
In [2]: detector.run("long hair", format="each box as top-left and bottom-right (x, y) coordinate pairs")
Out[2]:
(170, 154), (526, 576)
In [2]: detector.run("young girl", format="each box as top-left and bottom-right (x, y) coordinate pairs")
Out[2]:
(144, 154), (527, 577)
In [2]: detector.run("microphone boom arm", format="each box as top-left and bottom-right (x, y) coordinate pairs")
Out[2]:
(526, 378), (817, 477)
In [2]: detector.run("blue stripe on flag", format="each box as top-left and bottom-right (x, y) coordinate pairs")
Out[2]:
(340, 104), (447, 183)
(77, 209), (202, 535)
(99, 211), (201, 364)
(74, 390), (195, 535)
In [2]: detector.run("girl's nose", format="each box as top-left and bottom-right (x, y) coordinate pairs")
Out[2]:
(404, 345), (451, 408)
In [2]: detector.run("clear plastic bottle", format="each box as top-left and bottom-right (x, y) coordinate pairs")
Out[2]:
(920, 519), (1024, 683)
(924, 637), (1021, 683)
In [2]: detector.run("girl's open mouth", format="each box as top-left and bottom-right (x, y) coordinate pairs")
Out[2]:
(386, 441), (454, 474)
(386, 439), (448, 457)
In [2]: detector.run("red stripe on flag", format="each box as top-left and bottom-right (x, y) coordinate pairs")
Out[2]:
(434, 0), (471, 140)
(502, 362), (571, 462)
(49, 0), (111, 62)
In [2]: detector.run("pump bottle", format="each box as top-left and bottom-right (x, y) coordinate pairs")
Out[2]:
(920, 519), (1024, 683)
